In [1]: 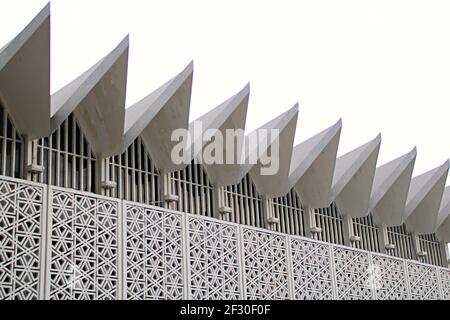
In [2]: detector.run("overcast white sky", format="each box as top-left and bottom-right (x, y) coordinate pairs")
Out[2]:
(1, 0), (449, 183)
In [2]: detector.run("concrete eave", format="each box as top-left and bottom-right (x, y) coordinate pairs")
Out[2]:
(51, 36), (129, 157)
(331, 134), (381, 218)
(246, 104), (299, 198)
(0, 3), (50, 139)
(123, 62), (193, 172)
(404, 160), (449, 234)
(186, 84), (250, 184)
(370, 148), (417, 227)
(289, 119), (342, 208)
(436, 187), (450, 241)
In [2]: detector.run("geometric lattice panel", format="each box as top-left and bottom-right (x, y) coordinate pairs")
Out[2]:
(124, 203), (184, 300)
(439, 268), (450, 300)
(0, 178), (45, 300)
(290, 237), (333, 300)
(406, 261), (441, 300)
(187, 216), (241, 299)
(47, 188), (119, 300)
(370, 254), (409, 300)
(332, 246), (373, 300)
(241, 227), (290, 300)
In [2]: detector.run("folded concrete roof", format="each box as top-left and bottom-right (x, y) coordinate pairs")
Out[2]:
(51, 36), (129, 157)
(289, 120), (341, 208)
(331, 135), (381, 218)
(1, 4), (449, 236)
(436, 187), (450, 241)
(404, 161), (449, 234)
(247, 104), (299, 197)
(370, 148), (416, 227)
(123, 62), (193, 172)
(187, 84), (249, 185)
(0, 3), (50, 139)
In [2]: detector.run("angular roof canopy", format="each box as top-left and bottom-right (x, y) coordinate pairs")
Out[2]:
(0, 3), (50, 139)
(331, 134), (381, 218)
(370, 148), (416, 227)
(51, 36), (129, 157)
(187, 84), (250, 185)
(123, 62), (193, 172)
(436, 187), (450, 241)
(404, 161), (449, 234)
(247, 104), (299, 197)
(289, 120), (341, 208)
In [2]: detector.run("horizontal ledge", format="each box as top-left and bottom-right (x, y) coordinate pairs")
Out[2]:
(163, 194), (179, 202)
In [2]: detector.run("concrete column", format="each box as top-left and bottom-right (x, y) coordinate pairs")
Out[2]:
(439, 241), (449, 268)
(100, 157), (117, 197)
(95, 155), (117, 196)
(161, 170), (178, 210)
(23, 137), (32, 180)
(23, 138), (44, 181)
(94, 155), (104, 195)
(342, 215), (359, 247)
(303, 206), (322, 239)
(262, 196), (276, 231)
(213, 185), (231, 221)
(377, 226), (391, 254)
(412, 233), (427, 262)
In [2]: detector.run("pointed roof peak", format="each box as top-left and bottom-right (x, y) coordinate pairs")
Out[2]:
(51, 36), (130, 123)
(336, 134), (381, 165)
(329, 118), (343, 134)
(191, 84), (250, 130)
(185, 60), (195, 73)
(1, 2), (50, 70)
(41, 2), (50, 15)
(236, 82), (251, 95)
(123, 62), (194, 150)
(292, 118), (342, 158)
(412, 160), (449, 183)
(253, 104), (299, 133)
(233, 82), (251, 101)
(247, 104), (299, 197)
(112, 35), (130, 56)
(291, 102), (299, 112)
(0, 1), (51, 139)
(374, 133), (382, 143)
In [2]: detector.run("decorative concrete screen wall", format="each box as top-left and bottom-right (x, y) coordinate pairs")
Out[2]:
(46, 187), (121, 300)
(123, 202), (184, 300)
(187, 215), (241, 300)
(0, 177), (46, 300)
(0, 175), (449, 300)
(241, 227), (290, 300)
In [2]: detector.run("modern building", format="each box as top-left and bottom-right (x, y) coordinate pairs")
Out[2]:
(0, 4), (449, 300)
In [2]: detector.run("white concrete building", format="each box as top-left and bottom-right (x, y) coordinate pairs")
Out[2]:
(0, 4), (449, 300)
